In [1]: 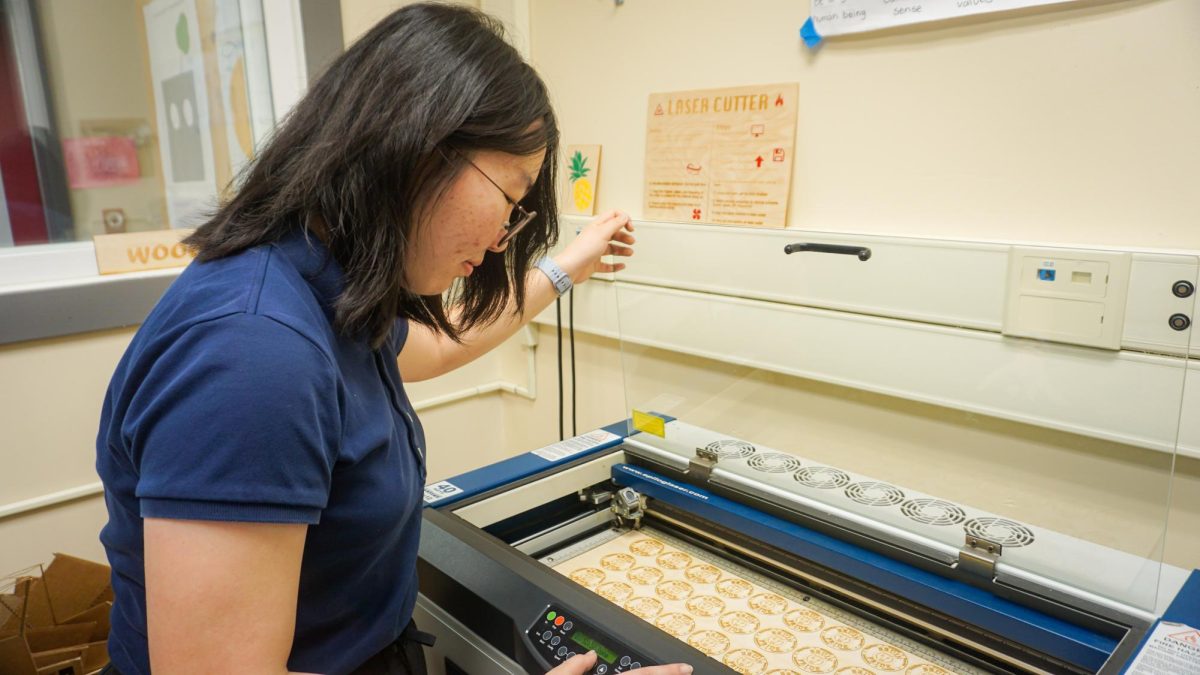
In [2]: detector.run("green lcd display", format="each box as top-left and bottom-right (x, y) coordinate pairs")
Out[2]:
(569, 631), (617, 664)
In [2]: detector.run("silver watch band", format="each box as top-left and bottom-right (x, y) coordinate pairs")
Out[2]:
(535, 258), (573, 296)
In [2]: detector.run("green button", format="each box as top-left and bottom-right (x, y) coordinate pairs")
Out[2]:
(547, 611), (556, 621)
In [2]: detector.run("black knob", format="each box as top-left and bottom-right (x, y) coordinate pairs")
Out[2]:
(1169, 314), (1191, 331)
(1173, 280), (1195, 298)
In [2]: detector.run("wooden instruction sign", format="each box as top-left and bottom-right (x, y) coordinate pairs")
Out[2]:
(94, 229), (196, 275)
(645, 83), (798, 229)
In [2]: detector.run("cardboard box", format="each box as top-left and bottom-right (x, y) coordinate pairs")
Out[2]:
(0, 555), (111, 675)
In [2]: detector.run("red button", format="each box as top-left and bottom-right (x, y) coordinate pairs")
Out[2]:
(554, 616), (565, 626)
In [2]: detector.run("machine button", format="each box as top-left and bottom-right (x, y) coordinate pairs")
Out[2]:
(542, 631), (552, 641)
(620, 656), (631, 667)
(557, 647), (567, 657)
(551, 636), (561, 646)
(595, 666), (608, 675)
(555, 616), (566, 627)
(630, 663), (641, 668)
(564, 621), (574, 631)
(568, 652), (576, 659)
(547, 611), (557, 621)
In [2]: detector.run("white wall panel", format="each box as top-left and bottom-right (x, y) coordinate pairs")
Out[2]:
(538, 265), (1199, 458)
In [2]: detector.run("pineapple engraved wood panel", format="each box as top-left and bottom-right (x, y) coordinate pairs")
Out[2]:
(563, 144), (602, 216)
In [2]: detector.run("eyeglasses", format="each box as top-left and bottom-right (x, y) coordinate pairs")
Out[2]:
(442, 148), (538, 248)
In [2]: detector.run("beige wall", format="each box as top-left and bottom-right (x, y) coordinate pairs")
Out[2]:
(522, 0), (1200, 577)
(530, 0), (1200, 250)
(0, 329), (133, 574)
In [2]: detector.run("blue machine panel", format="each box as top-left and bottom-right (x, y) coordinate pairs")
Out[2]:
(1119, 570), (1200, 673)
(421, 421), (630, 509)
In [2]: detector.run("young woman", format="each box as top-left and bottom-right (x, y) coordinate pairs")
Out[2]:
(95, 4), (692, 675)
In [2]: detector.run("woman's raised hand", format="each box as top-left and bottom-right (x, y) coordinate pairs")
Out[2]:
(554, 210), (636, 284)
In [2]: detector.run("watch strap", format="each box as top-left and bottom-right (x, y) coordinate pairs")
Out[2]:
(535, 257), (573, 296)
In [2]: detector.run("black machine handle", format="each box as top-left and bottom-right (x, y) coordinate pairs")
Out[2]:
(784, 242), (872, 261)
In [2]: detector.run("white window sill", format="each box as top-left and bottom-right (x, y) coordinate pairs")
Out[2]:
(0, 242), (183, 345)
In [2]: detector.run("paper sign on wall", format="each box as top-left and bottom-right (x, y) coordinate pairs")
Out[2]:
(644, 83), (798, 229)
(63, 137), (141, 189)
(144, 0), (218, 228)
(802, 0), (1085, 47)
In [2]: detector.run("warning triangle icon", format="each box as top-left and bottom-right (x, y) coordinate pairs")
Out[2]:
(1169, 629), (1200, 646)
(654, 104), (665, 116)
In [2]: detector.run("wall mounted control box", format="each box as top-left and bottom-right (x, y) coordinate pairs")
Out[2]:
(1003, 247), (1132, 350)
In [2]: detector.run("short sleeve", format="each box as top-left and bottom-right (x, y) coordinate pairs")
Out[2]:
(126, 313), (341, 524)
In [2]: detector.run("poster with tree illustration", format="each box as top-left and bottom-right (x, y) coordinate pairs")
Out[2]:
(562, 145), (601, 216)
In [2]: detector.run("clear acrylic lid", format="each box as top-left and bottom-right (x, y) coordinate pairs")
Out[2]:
(613, 225), (1197, 616)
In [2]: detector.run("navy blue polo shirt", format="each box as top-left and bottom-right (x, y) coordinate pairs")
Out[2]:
(96, 232), (427, 675)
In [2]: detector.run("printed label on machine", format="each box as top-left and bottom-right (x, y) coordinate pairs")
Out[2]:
(1127, 621), (1200, 674)
(531, 430), (621, 462)
(423, 480), (464, 504)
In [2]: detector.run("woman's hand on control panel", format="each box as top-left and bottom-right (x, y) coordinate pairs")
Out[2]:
(547, 650), (693, 675)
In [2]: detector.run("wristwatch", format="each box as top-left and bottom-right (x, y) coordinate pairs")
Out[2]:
(535, 257), (573, 296)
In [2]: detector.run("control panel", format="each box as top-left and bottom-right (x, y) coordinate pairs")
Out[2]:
(526, 604), (653, 674)
(1002, 246), (1132, 349)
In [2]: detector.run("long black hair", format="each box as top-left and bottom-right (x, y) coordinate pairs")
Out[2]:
(185, 3), (559, 348)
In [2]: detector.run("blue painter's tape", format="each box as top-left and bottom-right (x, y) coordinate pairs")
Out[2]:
(801, 17), (824, 48)
(421, 421), (631, 509)
(612, 463), (1116, 671)
(1119, 569), (1200, 673)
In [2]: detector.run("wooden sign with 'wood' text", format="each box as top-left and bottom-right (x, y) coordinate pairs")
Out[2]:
(94, 229), (196, 275)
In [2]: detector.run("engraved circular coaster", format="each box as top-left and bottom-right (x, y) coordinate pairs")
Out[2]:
(792, 646), (839, 673)
(627, 566), (665, 586)
(655, 579), (695, 601)
(905, 665), (952, 675)
(596, 581), (634, 602)
(784, 607), (825, 633)
(655, 612), (696, 638)
(716, 577), (755, 599)
(748, 592), (789, 615)
(684, 562), (723, 585)
(686, 594), (727, 617)
(629, 538), (666, 557)
(902, 662), (950, 672)
(718, 610), (762, 635)
(835, 668), (877, 675)
(754, 627), (798, 654)
(656, 550), (693, 570)
(687, 629), (732, 656)
(624, 596), (665, 619)
(568, 567), (605, 588)
(723, 648), (769, 674)
(601, 553), (636, 571)
(861, 644), (909, 672)
(820, 625), (866, 652)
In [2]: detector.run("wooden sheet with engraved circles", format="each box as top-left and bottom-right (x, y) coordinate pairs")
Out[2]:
(552, 531), (963, 674)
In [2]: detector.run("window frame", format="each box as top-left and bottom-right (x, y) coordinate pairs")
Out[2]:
(0, 0), (315, 345)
